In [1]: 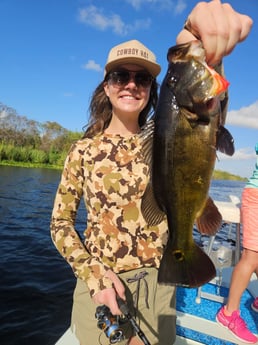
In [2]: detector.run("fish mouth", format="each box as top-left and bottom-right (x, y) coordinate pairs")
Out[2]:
(206, 65), (229, 97)
(189, 41), (230, 97)
(167, 40), (205, 62)
(167, 40), (229, 106)
(194, 56), (229, 99)
(189, 66), (229, 104)
(187, 40), (205, 60)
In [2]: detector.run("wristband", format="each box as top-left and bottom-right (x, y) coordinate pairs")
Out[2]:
(184, 18), (201, 40)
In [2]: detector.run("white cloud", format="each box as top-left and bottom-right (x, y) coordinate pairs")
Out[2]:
(125, 18), (151, 33)
(217, 147), (256, 161)
(78, 6), (124, 33)
(126, 0), (158, 10)
(82, 59), (102, 72)
(174, 0), (187, 15)
(216, 147), (256, 177)
(227, 101), (258, 129)
(78, 5), (150, 36)
(126, 0), (187, 14)
(77, 1), (186, 35)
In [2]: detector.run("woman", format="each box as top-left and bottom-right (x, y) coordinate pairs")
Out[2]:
(50, 1), (252, 344)
(216, 144), (258, 344)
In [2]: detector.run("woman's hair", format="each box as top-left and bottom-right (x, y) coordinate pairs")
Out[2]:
(82, 78), (159, 138)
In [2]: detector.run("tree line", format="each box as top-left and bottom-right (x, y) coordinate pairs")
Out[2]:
(0, 103), (247, 179)
(0, 103), (83, 167)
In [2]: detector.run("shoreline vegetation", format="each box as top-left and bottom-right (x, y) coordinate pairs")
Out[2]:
(212, 169), (247, 181)
(0, 102), (247, 181)
(0, 160), (247, 181)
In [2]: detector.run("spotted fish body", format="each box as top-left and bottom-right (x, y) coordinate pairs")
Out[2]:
(142, 40), (234, 287)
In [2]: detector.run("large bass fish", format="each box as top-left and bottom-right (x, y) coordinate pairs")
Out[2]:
(142, 40), (234, 287)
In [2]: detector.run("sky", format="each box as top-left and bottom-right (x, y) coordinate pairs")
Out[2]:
(0, 0), (257, 178)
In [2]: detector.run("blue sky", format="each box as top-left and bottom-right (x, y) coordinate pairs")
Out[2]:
(1, 0), (257, 178)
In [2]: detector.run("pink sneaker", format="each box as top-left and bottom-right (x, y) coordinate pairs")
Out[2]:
(216, 306), (257, 344)
(251, 297), (258, 313)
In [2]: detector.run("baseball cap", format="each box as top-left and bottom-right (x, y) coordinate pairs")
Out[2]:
(104, 39), (161, 78)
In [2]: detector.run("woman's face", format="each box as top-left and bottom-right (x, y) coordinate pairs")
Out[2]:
(104, 64), (152, 121)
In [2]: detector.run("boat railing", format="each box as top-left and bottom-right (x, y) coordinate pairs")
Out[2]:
(196, 195), (241, 304)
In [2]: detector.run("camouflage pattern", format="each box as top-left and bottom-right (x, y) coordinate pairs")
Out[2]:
(50, 132), (168, 296)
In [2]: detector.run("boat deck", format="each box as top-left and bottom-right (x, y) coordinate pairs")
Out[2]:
(56, 329), (204, 345)
(56, 198), (258, 344)
(176, 268), (258, 345)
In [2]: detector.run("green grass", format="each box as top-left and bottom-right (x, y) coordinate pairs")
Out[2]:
(0, 159), (247, 180)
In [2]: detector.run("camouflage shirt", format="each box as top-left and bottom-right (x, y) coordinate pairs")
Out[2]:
(50, 132), (168, 296)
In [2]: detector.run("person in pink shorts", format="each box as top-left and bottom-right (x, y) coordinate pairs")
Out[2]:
(216, 143), (258, 344)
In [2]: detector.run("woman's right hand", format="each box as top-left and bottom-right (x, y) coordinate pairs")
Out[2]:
(92, 269), (126, 315)
(176, 0), (253, 66)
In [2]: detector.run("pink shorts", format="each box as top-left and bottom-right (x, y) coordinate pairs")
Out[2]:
(241, 188), (258, 251)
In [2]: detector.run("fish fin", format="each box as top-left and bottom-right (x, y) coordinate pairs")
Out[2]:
(216, 125), (235, 156)
(141, 183), (166, 226)
(214, 62), (229, 119)
(139, 118), (154, 167)
(158, 241), (216, 287)
(195, 197), (222, 236)
(140, 120), (166, 226)
(219, 90), (229, 127)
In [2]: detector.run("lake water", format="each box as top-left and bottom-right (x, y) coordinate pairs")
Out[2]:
(0, 166), (247, 345)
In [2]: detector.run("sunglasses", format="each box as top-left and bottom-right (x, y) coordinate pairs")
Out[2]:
(107, 69), (153, 88)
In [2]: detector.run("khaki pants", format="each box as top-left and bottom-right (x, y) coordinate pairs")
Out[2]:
(71, 267), (176, 345)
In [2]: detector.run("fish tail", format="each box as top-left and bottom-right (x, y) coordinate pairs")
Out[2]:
(158, 242), (216, 287)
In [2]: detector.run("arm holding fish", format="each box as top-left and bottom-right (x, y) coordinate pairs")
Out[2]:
(176, 0), (253, 66)
(175, 0), (249, 156)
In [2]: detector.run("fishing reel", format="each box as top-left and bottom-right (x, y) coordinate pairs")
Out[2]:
(95, 298), (150, 345)
(95, 305), (125, 343)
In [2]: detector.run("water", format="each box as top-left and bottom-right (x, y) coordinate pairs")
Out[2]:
(0, 166), (246, 345)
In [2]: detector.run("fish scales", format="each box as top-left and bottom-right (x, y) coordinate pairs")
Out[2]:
(141, 40), (234, 287)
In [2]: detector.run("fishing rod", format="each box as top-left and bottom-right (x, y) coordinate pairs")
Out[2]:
(117, 297), (151, 345)
(95, 297), (151, 345)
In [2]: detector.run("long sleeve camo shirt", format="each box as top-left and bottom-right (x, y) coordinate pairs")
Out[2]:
(50, 132), (168, 297)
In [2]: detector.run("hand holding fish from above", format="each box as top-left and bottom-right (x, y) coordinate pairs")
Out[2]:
(176, 0), (253, 66)
(141, 40), (234, 287)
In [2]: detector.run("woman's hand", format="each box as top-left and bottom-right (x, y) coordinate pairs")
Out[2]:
(92, 269), (126, 315)
(176, 0), (253, 66)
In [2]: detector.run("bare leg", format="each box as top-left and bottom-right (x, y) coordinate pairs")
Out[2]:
(225, 248), (258, 315)
(255, 266), (258, 278)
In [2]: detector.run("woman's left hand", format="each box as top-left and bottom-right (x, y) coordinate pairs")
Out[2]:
(176, 0), (253, 66)
(92, 269), (126, 315)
